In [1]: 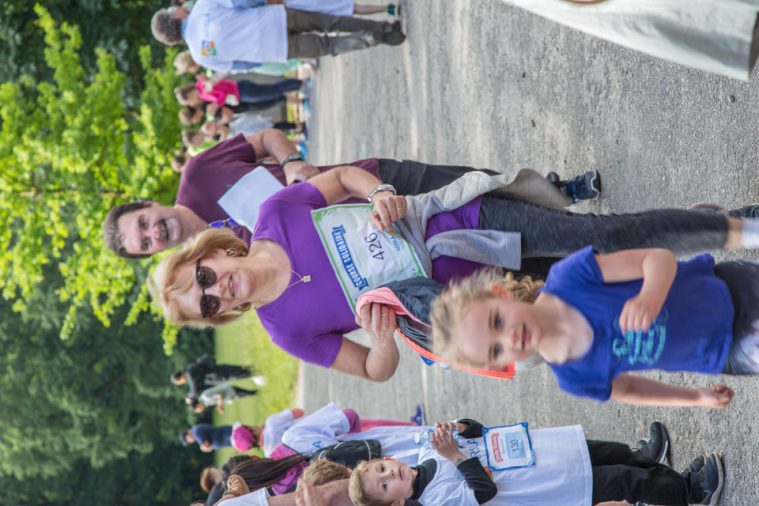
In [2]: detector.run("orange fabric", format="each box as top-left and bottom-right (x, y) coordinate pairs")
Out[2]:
(356, 288), (515, 379)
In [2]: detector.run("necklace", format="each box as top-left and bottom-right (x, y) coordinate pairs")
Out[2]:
(286, 269), (311, 290)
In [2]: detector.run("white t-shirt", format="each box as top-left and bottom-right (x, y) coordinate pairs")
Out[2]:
(417, 424), (593, 506)
(262, 408), (296, 457)
(184, 0), (288, 73)
(280, 403), (425, 465)
(217, 489), (268, 506)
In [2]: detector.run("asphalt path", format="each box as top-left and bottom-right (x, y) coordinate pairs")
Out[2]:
(300, 1), (759, 503)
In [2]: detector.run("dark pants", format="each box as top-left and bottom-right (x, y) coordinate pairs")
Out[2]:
(208, 364), (252, 382)
(286, 8), (389, 58)
(378, 159), (497, 195)
(237, 79), (302, 105)
(716, 260), (759, 375)
(232, 386), (258, 398)
(478, 194), (729, 278)
(588, 440), (691, 505)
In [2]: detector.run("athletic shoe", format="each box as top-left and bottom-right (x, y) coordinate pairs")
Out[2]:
(557, 170), (601, 203)
(410, 403), (426, 426)
(380, 21), (406, 46)
(546, 171), (561, 187)
(633, 421), (670, 464)
(251, 375), (268, 387)
(693, 453), (725, 505)
(728, 205), (759, 218)
(683, 454), (706, 475)
(386, 3), (401, 16)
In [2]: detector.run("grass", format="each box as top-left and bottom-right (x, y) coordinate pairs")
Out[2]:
(213, 311), (300, 466)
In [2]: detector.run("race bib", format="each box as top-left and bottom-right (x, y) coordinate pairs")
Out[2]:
(311, 204), (426, 310)
(217, 167), (284, 231)
(483, 422), (535, 471)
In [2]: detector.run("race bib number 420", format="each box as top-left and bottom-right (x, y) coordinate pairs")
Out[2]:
(311, 204), (426, 310)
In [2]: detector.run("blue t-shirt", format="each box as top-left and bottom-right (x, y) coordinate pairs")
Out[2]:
(192, 423), (233, 449)
(544, 247), (734, 402)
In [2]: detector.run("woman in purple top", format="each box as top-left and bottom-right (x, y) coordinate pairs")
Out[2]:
(150, 164), (759, 381)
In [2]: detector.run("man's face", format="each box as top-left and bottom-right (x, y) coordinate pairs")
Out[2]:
(117, 203), (186, 256)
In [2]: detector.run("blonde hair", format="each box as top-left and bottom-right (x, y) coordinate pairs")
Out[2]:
(349, 460), (393, 506)
(149, 228), (249, 328)
(301, 460), (352, 486)
(430, 269), (544, 368)
(174, 50), (197, 74)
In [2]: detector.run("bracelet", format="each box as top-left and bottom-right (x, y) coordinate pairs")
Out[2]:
(280, 152), (303, 168)
(367, 184), (397, 203)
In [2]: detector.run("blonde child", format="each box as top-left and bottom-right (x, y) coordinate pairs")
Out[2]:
(349, 420), (722, 506)
(430, 246), (759, 409)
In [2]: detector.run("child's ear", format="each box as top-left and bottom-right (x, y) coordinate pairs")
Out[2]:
(490, 282), (514, 300)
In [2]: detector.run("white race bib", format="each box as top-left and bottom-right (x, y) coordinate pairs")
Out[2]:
(311, 204), (426, 310)
(483, 422), (535, 471)
(217, 166), (284, 231)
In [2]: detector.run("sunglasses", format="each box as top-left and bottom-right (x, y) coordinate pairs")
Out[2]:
(196, 259), (220, 318)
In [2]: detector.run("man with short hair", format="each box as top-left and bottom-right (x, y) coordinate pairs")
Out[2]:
(102, 128), (597, 258)
(150, 1), (405, 74)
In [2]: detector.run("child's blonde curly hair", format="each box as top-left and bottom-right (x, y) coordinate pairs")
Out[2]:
(348, 460), (393, 506)
(300, 460), (352, 486)
(430, 269), (544, 368)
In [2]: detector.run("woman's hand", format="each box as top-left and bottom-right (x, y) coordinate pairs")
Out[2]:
(370, 191), (407, 233)
(698, 385), (734, 409)
(356, 303), (397, 344)
(430, 421), (467, 464)
(619, 291), (665, 333)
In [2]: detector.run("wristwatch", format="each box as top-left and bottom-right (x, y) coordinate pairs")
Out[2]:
(367, 184), (397, 202)
(280, 152), (303, 168)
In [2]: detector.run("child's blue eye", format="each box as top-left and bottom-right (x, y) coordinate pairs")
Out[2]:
(493, 343), (503, 358)
(493, 313), (502, 329)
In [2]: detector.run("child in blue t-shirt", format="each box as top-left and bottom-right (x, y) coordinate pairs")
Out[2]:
(431, 246), (759, 408)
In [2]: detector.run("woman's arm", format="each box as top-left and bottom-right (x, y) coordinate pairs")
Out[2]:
(595, 248), (677, 332)
(308, 165), (407, 231)
(245, 129), (320, 184)
(611, 374), (734, 408)
(330, 334), (400, 382)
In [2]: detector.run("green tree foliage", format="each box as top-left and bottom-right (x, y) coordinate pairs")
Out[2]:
(0, 266), (214, 505)
(0, 5), (183, 345)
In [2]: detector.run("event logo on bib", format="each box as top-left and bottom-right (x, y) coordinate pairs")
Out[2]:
(612, 309), (668, 366)
(331, 225), (368, 290)
(201, 40), (217, 56)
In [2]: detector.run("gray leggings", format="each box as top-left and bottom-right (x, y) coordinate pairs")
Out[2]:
(717, 261), (759, 375)
(479, 194), (729, 261)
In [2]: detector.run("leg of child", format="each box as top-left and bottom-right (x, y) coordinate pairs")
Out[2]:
(479, 194), (759, 258)
(716, 260), (759, 375)
(236, 79), (302, 105)
(587, 440), (690, 505)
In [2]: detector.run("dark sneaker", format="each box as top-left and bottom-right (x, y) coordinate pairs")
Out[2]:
(683, 454), (706, 475)
(633, 421), (670, 465)
(694, 453), (725, 505)
(728, 205), (759, 218)
(410, 403), (426, 426)
(380, 21), (406, 45)
(386, 3), (400, 16)
(546, 171), (561, 187)
(559, 170), (601, 203)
